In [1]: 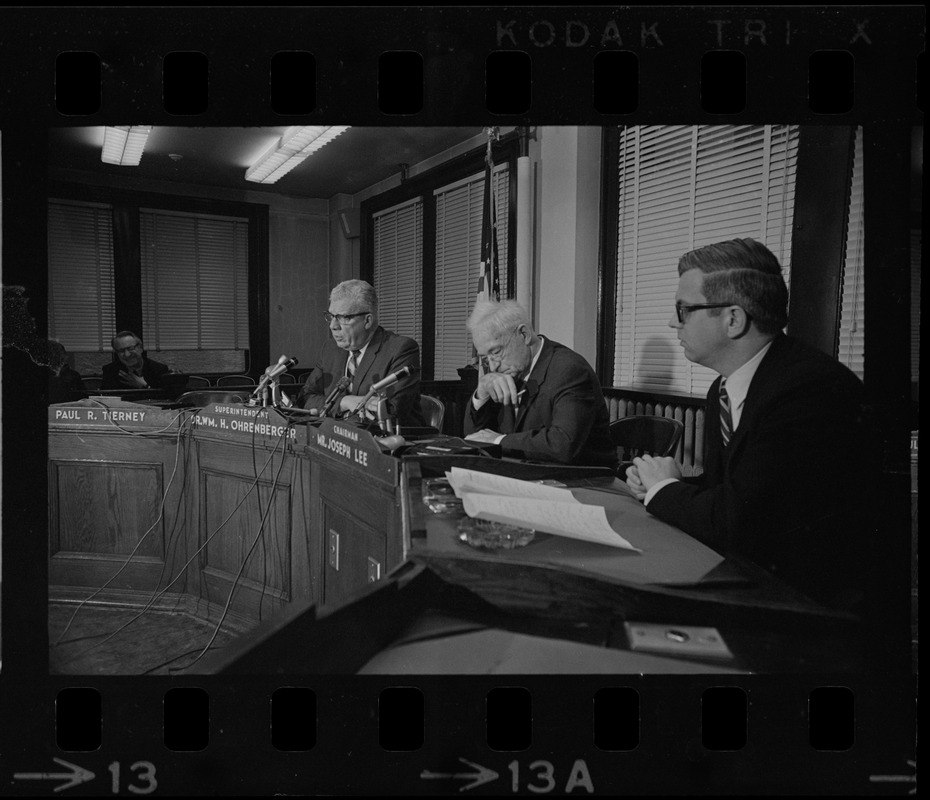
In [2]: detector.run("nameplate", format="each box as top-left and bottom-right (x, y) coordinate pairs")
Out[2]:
(305, 417), (397, 483)
(49, 402), (178, 429)
(191, 403), (307, 446)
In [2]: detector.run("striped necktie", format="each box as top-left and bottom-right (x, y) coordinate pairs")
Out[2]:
(347, 350), (360, 393)
(719, 378), (733, 447)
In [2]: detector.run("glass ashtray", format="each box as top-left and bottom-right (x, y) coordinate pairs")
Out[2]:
(457, 517), (535, 550)
(421, 478), (465, 516)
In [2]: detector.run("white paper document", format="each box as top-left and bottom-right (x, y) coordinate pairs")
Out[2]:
(455, 483), (641, 552)
(446, 466), (580, 502)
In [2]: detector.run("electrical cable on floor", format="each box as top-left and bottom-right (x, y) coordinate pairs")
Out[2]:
(177, 422), (294, 672)
(53, 410), (198, 646)
(56, 424), (291, 664)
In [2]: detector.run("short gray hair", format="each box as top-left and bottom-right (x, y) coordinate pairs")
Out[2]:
(330, 279), (378, 315)
(111, 330), (142, 349)
(467, 299), (533, 339)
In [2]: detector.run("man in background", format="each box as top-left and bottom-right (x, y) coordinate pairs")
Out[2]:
(464, 299), (616, 468)
(626, 238), (871, 611)
(298, 279), (425, 428)
(101, 330), (170, 390)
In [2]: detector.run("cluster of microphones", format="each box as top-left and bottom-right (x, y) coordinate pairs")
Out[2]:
(251, 355), (413, 437)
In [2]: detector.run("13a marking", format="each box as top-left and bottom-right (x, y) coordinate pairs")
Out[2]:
(508, 760), (594, 793)
(108, 761), (158, 794)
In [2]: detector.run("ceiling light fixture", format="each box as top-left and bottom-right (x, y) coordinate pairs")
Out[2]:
(245, 125), (350, 184)
(101, 126), (153, 166)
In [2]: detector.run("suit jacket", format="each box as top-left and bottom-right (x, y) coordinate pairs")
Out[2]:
(464, 337), (616, 468)
(100, 356), (170, 390)
(297, 326), (426, 428)
(646, 334), (871, 609)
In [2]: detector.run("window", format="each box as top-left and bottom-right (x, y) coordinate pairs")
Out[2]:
(364, 135), (517, 382)
(609, 125), (799, 396)
(373, 197), (423, 346)
(139, 208), (250, 353)
(433, 164), (510, 380)
(47, 200), (116, 352)
(838, 126), (864, 379)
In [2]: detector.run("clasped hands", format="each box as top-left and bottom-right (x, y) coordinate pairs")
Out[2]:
(118, 370), (148, 389)
(626, 454), (681, 501)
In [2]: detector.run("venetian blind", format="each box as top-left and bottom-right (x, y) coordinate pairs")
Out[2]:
(47, 200), (116, 351)
(373, 197), (423, 346)
(139, 208), (249, 351)
(838, 126), (865, 380)
(612, 125), (799, 396)
(433, 164), (510, 381)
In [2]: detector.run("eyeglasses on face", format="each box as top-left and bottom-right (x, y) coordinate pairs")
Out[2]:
(323, 311), (369, 325)
(115, 343), (142, 355)
(674, 302), (734, 324)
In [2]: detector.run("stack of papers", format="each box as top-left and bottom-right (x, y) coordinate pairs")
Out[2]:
(445, 467), (640, 552)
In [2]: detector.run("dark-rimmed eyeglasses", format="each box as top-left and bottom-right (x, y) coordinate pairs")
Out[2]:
(674, 302), (733, 323)
(323, 311), (369, 325)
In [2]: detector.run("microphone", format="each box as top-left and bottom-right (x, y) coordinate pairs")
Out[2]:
(368, 366), (413, 393)
(321, 375), (351, 417)
(252, 355), (299, 397)
(349, 366), (415, 417)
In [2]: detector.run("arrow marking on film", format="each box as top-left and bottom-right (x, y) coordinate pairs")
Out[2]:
(13, 757), (96, 792)
(421, 757), (499, 791)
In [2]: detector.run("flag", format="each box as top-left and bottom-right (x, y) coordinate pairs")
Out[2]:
(475, 141), (500, 306)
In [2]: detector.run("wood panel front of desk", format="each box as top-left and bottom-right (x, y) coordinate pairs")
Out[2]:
(49, 407), (410, 631)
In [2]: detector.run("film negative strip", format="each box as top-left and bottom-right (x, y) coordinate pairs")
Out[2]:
(0, 4), (921, 795)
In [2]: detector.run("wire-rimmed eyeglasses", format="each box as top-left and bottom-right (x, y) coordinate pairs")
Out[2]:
(323, 311), (369, 325)
(674, 302), (734, 323)
(115, 343), (142, 355)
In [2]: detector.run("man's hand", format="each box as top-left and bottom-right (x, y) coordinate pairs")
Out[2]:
(339, 394), (379, 420)
(119, 370), (148, 389)
(476, 372), (520, 405)
(625, 464), (647, 501)
(464, 428), (504, 444)
(632, 454), (681, 492)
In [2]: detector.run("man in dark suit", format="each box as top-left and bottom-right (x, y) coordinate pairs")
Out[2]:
(101, 330), (170, 390)
(627, 238), (870, 610)
(464, 299), (616, 468)
(297, 279), (425, 428)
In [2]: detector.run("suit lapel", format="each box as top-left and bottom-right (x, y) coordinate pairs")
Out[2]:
(352, 326), (384, 391)
(514, 340), (551, 430)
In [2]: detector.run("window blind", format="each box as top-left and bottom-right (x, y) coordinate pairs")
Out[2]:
(612, 125), (799, 396)
(838, 126), (865, 380)
(433, 164), (510, 381)
(47, 200), (117, 352)
(373, 197), (423, 346)
(139, 208), (249, 351)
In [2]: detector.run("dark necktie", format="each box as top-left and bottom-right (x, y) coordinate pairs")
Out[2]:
(719, 378), (733, 447)
(347, 350), (360, 393)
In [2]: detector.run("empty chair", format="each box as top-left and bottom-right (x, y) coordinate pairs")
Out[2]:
(609, 415), (685, 478)
(216, 374), (254, 387)
(81, 376), (103, 391)
(420, 394), (445, 432)
(186, 375), (212, 389)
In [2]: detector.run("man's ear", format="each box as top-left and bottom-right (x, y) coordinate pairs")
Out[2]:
(726, 306), (751, 339)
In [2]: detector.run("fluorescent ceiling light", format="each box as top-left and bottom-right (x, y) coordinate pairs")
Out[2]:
(245, 125), (350, 184)
(101, 126), (152, 166)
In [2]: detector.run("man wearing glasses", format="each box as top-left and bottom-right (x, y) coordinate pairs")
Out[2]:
(101, 330), (170, 390)
(626, 238), (870, 612)
(297, 279), (425, 428)
(464, 299), (616, 468)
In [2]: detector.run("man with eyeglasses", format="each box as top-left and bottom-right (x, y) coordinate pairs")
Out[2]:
(626, 238), (871, 612)
(297, 279), (425, 427)
(463, 299), (616, 468)
(101, 330), (170, 390)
